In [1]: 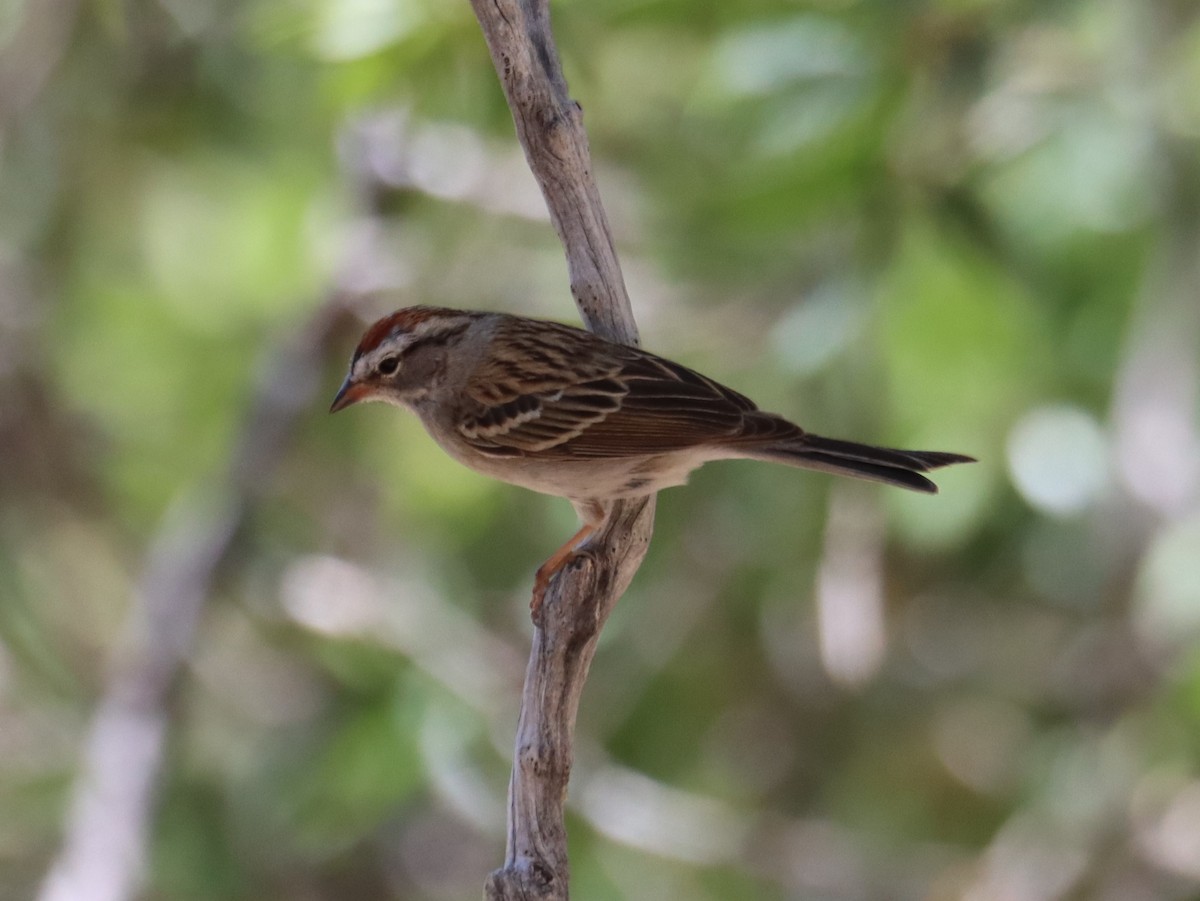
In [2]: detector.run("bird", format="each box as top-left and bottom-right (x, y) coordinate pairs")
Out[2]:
(330, 306), (973, 616)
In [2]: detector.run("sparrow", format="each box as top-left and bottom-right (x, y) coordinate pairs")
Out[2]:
(331, 306), (973, 613)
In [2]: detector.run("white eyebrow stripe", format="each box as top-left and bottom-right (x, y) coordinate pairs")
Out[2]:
(355, 335), (416, 378)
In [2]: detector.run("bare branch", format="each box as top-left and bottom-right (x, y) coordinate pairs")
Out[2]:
(468, 0), (656, 898)
(469, 0), (637, 344)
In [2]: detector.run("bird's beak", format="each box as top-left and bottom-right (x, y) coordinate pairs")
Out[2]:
(329, 376), (369, 413)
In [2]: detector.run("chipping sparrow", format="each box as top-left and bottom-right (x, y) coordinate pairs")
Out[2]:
(331, 306), (973, 613)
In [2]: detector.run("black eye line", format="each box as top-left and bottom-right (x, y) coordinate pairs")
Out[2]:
(370, 321), (470, 377)
(412, 321), (470, 350)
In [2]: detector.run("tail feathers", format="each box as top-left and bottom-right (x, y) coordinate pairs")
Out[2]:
(755, 434), (975, 494)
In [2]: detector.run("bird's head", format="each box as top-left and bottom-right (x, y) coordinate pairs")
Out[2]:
(330, 306), (478, 412)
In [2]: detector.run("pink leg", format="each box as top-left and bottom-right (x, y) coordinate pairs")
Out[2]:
(530, 521), (597, 621)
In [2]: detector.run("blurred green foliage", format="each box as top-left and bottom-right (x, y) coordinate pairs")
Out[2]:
(3, 0), (1200, 899)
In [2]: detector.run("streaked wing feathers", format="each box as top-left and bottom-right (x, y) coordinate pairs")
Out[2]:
(460, 377), (627, 454)
(456, 320), (787, 458)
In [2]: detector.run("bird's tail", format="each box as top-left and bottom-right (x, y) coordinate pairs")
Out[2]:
(749, 434), (974, 494)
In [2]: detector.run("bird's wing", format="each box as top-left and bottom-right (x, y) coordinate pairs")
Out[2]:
(457, 319), (796, 459)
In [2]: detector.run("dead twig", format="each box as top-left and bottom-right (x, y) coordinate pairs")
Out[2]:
(467, 1), (656, 898)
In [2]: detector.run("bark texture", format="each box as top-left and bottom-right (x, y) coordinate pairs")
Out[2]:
(469, 1), (656, 898)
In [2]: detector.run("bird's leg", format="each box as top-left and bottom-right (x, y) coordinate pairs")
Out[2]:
(530, 521), (597, 623)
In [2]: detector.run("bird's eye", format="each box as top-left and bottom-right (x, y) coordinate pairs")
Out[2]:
(377, 356), (400, 376)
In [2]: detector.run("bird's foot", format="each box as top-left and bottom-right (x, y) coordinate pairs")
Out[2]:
(529, 521), (597, 627)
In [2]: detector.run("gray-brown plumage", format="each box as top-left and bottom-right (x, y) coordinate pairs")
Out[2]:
(332, 306), (974, 609)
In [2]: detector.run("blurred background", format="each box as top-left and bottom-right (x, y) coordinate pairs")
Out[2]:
(2, 0), (1200, 899)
